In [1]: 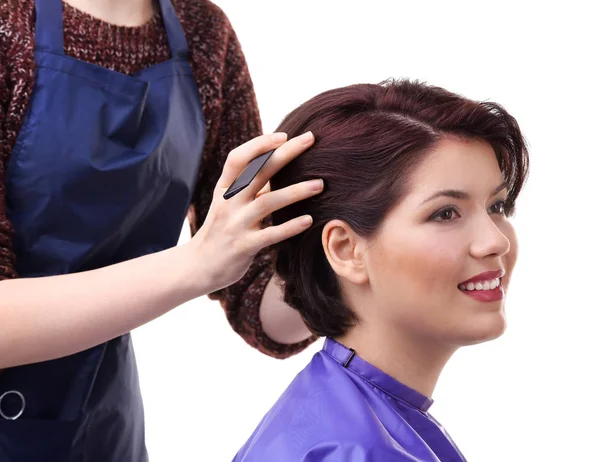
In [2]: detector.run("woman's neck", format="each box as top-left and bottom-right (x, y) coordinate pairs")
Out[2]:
(63, 0), (156, 27)
(336, 324), (456, 398)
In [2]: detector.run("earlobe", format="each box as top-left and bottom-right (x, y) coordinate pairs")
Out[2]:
(322, 220), (369, 285)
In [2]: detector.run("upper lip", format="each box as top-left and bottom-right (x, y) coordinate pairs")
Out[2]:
(459, 269), (505, 286)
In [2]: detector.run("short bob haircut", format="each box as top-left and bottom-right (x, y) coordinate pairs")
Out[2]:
(271, 79), (529, 338)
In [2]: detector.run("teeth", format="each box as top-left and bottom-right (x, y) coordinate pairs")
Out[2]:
(459, 278), (500, 291)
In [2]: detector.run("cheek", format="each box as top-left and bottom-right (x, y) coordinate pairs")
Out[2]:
(499, 221), (518, 284)
(368, 230), (465, 298)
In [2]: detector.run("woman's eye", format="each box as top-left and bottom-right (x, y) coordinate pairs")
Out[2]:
(489, 200), (507, 215)
(431, 207), (460, 222)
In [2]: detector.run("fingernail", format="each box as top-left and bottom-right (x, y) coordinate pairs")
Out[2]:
(310, 179), (324, 191)
(300, 215), (313, 226)
(299, 131), (314, 145)
(272, 132), (287, 143)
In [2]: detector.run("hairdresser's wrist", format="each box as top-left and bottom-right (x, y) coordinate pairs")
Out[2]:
(173, 236), (226, 301)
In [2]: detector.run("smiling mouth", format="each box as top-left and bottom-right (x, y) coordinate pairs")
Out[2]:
(458, 277), (501, 292)
(457, 276), (505, 303)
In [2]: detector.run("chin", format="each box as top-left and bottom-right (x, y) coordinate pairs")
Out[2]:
(455, 310), (507, 346)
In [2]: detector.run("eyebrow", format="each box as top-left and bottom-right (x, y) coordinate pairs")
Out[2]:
(420, 182), (508, 205)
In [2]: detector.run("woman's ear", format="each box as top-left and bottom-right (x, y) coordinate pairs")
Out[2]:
(322, 220), (369, 285)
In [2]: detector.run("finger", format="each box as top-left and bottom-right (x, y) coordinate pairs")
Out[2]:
(255, 181), (271, 199)
(246, 179), (324, 223)
(242, 131), (315, 198)
(215, 132), (288, 190)
(254, 215), (314, 249)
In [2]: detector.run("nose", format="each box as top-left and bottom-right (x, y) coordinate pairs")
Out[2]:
(469, 214), (511, 259)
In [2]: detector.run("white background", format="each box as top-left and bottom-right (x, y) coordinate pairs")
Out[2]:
(133, 1), (600, 461)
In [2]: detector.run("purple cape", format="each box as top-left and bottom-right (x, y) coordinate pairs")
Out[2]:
(234, 338), (467, 461)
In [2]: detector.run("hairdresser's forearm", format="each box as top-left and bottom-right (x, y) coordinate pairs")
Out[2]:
(0, 244), (205, 369)
(259, 275), (312, 344)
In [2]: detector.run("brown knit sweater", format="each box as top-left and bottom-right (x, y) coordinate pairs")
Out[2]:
(0, 0), (315, 358)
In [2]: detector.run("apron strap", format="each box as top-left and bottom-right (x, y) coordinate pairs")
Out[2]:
(157, 0), (190, 59)
(34, 0), (65, 55)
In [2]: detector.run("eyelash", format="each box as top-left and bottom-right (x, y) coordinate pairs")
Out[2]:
(430, 200), (512, 222)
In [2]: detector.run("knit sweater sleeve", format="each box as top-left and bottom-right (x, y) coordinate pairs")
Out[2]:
(187, 4), (316, 359)
(0, 22), (18, 283)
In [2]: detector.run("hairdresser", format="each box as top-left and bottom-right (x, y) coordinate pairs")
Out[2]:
(0, 0), (320, 460)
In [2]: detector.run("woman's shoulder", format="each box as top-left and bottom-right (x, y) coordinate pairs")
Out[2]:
(236, 353), (389, 456)
(173, 0), (236, 60)
(176, 0), (229, 20)
(0, 0), (35, 37)
(236, 354), (426, 461)
(0, 0), (35, 57)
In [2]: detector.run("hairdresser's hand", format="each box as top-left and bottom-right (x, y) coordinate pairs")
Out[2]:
(189, 132), (322, 293)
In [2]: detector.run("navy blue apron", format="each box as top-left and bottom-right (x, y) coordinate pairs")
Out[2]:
(0, 0), (205, 459)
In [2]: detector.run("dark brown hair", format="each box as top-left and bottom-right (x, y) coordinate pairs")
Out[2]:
(271, 79), (529, 338)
